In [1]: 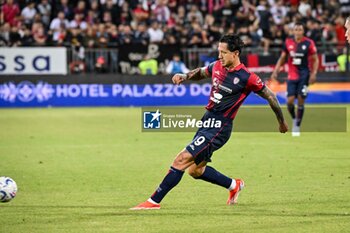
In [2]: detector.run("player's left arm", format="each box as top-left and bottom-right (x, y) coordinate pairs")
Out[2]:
(247, 73), (288, 133)
(257, 86), (288, 133)
(309, 53), (319, 85)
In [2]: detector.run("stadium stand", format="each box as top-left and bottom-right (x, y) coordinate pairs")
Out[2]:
(0, 0), (349, 73)
(0, 0), (347, 48)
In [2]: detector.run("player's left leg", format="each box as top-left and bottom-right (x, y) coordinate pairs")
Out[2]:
(287, 95), (300, 136)
(286, 80), (298, 133)
(296, 95), (306, 126)
(293, 95), (306, 136)
(293, 80), (309, 136)
(287, 96), (296, 120)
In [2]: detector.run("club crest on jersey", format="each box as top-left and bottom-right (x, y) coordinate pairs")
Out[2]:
(302, 45), (306, 50)
(233, 77), (240, 84)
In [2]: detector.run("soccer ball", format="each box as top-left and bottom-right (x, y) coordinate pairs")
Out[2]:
(0, 176), (18, 202)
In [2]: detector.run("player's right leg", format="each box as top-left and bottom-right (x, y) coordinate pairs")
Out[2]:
(287, 96), (296, 120)
(130, 149), (195, 210)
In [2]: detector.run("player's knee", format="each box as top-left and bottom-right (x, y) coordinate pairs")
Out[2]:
(297, 97), (305, 105)
(188, 166), (205, 178)
(172, 151), (193, 170)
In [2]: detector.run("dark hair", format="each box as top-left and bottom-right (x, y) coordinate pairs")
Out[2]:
(219, 34), (245, 54)
(294, 21), (305, 30)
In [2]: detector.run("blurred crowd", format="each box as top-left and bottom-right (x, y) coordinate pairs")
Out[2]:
(0, 0), (349, 54)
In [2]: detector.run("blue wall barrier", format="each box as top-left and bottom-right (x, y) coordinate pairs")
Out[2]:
(1, 81), (350, 107)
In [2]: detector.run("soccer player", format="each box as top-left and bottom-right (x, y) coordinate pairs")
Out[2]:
(131, 34), (288, 210)
(270, 22), (319, 137)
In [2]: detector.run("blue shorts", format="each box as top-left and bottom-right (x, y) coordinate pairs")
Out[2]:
(287, 77), (309, 98)
(185, 111), (232, 165)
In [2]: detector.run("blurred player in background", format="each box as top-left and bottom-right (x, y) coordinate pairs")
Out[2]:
(270, 22), (319, 137)
(131, 34), (288, 210)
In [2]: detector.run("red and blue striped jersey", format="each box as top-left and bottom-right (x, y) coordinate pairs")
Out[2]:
(205, 61), (265, 120)
(282, 36), (317, 80)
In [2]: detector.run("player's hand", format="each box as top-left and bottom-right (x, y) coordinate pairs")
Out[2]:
(279, 120), (288, 133)
(172, 73), (187, 85)
(309, 73), (317, 85)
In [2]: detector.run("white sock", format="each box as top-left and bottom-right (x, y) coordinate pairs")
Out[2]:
(228, 179), (236, 191)
(147, 198), (159, 205)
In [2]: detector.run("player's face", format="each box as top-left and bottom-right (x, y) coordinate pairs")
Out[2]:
(345, 19), (350, 44)
(218, 42), (238, 68)
(293, 25), (304, 40)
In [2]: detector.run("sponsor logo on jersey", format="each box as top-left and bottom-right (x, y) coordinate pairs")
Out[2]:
(213, 92), (223, 100)
(218, 84), (232, 93)
(210, 91), (222, 103)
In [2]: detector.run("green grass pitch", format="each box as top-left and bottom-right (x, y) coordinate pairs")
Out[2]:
(0, 106), (349, 233)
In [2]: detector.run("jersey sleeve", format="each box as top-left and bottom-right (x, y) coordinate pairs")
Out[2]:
(205, 61), (216, 76)
(246, 73), (265, 93)
(308, 39), (317, 55)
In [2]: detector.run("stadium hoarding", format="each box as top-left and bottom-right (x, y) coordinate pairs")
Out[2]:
(0, 74), (350, 107)
(1, 81), (350, 107)
(0, 47), (67, 75)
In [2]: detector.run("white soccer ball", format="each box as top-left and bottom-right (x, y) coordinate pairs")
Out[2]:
(0, 176), (18, 202)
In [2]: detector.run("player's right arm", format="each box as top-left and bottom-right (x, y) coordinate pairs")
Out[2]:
(172, 67), (210, 85)
(270, 51), (287, 82)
